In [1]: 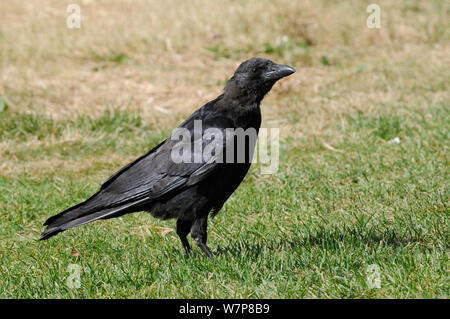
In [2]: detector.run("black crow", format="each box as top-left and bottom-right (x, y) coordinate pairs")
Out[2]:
(40, 58), (295, 257)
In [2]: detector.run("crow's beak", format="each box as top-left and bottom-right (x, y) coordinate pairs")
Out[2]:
(264, 64), (296, 81)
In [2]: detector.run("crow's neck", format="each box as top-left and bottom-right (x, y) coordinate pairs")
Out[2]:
(217, 82), (262, 130)
(223, 80), (265, 106)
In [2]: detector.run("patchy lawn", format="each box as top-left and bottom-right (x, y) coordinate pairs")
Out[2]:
(0, 0), (448, 298)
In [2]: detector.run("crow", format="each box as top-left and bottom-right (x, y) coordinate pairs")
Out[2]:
(40, 58), (295, 257)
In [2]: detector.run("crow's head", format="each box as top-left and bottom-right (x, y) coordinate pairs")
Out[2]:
(225, 58), (295, 102)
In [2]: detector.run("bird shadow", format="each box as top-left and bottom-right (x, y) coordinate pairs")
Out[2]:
(214, 225), (427, 258)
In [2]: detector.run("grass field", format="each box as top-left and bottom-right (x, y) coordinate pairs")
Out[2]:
(0, 0), (448, 298)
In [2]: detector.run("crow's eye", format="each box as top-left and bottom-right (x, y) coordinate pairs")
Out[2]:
(252, 67), (257, 73)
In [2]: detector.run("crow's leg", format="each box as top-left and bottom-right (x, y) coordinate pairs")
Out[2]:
(191, 216), (213, 258)
(176, 219), (192, 254)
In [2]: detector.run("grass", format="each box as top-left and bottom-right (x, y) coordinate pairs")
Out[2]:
(0, 0), (449, 298)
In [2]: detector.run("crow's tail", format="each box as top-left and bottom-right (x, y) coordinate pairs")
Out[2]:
(40, 196), (148, 240)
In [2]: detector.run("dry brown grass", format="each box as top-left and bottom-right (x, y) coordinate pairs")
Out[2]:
(1, 0), (449, 175)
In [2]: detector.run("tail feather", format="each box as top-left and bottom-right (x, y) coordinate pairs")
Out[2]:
(43, 191), (116, 227)
(40, 197), (149, 240)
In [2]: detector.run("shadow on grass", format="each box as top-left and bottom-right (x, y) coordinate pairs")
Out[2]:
(215, 224), (429, 258)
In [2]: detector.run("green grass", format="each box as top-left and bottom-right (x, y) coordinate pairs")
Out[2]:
(0, 101), (448, 298)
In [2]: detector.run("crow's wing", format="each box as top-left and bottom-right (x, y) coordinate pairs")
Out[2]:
(99, 115), (235, 203)
(42, 113), (235, 231)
